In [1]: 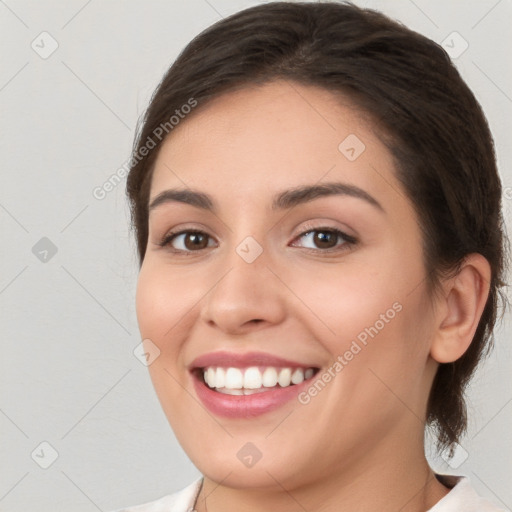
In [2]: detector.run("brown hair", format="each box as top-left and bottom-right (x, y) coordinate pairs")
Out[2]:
(126, 1), (509, 456)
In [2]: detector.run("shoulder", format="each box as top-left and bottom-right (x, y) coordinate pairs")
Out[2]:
(109, 478), (203, 512)
(428, 474), (506, 512)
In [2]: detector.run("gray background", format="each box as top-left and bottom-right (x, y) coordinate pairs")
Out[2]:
(0, 0), (511, 510)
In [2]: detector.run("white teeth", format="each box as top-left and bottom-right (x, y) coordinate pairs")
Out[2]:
(225, 368), (243, 389)
(291, 368), (305, 385)
(202, 365), (316, 392)
(204, 367), (226, 388)
(206, 367), (216, 387)
(277, 368), (291, 387)
(215, 367), (225, 388)
(216, 388), (244, 395)
(217, 387), (269, 396)
(262, 367), (278, 387)
(243, 367), (262, 389)
(242, 388), (268, 395)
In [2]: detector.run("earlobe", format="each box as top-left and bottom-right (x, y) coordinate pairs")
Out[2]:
(430, 253), (491, 364)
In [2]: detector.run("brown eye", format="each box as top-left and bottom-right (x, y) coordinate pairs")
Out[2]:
(183, 232), (209, 250)
(312, 230), (338, 249)
(160, 230), (214, 252)
(292, 228), (357, 251)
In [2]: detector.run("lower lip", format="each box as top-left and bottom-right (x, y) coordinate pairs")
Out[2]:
(192, 372), (315, 418)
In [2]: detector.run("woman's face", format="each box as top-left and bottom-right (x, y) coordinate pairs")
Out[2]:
(136, 80), (439, 490)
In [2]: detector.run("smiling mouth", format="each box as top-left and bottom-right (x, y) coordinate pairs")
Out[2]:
(193, 365), (320, 395)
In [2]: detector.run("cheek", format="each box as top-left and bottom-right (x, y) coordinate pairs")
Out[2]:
(288, 262), (404, 346)
(135, 269), (165, 340)
(135, 262), (193, 341)
(135, 264), (195, 420)
(288, 252), (431, 387)
(135, 261), (208, 389)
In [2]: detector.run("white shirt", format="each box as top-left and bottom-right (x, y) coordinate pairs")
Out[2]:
(112, 474), (507, 511)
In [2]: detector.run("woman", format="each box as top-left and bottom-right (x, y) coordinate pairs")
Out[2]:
(114, 2), (509, 510)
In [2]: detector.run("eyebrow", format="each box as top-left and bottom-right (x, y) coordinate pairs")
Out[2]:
(148, 181), (385, 214)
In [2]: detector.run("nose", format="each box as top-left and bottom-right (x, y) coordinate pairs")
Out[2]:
(199, 241), (287, 335)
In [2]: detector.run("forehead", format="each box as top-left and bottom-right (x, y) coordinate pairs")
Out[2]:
(149, 80), (401, 210)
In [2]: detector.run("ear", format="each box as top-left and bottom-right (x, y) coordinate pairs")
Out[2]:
(430, 253), (491, 364)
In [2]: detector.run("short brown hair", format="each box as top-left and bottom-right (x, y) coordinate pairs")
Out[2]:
(126, 1), (509, 456)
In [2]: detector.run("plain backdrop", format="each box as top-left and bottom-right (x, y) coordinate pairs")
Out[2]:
(1, 1), (511, 511)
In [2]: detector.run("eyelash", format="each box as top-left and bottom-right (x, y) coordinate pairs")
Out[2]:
(158, 226), (358, 255)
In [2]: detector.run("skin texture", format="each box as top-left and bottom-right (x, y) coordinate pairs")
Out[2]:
(135, 80), (491, 512)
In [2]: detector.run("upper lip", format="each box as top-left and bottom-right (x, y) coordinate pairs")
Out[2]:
(189, 350), (319, 370)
